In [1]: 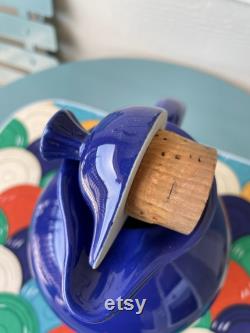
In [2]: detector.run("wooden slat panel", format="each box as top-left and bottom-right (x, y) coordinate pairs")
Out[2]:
(0, 0), (53, 17)
(0, 65), (24, 85)
(0, 13), (57, 51)
(0, 43), (58, 72)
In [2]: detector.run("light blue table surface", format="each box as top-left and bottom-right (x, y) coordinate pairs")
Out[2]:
(0, 58), (249, 158)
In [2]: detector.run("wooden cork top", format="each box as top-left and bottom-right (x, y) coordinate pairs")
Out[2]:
(126, 129), (217, 235)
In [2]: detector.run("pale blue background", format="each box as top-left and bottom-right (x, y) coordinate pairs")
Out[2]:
(0, 59), (249, 158)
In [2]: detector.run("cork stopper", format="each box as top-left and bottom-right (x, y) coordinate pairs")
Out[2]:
(126, 130), (217, 234)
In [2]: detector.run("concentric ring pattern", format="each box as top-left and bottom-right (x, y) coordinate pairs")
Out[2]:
(0, 100), (249, 332)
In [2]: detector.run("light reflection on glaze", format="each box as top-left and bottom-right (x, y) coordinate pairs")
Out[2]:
(31, 123), (230, 333)
(40, 107), (167, 268)
(94, 144), (122, 254)
(79, 107), (167, 268)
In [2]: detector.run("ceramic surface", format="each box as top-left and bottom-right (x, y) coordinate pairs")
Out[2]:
(41, 106), (167, 268)
(31, 114), (230, 332)
(1, 99), (250, 333)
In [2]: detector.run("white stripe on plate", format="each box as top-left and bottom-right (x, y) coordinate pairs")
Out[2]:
(0, 148), (41, 192)
(15, 100), (59, 143)
(0, 245), (23, 293)
(215, 160), (241, 195)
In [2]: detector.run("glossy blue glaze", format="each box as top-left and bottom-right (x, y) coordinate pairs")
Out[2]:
(27, 139), (61, 175)
(80, 106), (166, 268)
(40, 110), (88, 161)
(31, 120), (230, 333)
(221, 196), (250, 241)
(40, 106), (167, 268)
(156, 98), (186, 126)
(212, 305), (250, 332)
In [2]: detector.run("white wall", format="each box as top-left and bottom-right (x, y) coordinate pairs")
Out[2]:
(55, 0), (250, 90)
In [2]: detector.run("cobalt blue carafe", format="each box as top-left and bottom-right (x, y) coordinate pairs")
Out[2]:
(30, 103), (230, 333)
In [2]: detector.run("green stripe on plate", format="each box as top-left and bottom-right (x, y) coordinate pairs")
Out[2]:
(0, 118), (28, 148)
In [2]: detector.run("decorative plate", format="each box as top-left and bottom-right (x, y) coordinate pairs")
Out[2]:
(0, 99), (249, 333)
